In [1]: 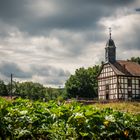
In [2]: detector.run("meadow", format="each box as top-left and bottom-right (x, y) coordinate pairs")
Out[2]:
(95, 101), (140, 115)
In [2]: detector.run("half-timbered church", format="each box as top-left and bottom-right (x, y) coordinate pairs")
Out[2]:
(98, 30), (140, 101)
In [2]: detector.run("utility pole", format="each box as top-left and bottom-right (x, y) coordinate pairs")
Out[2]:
(10, 73), (13, 98)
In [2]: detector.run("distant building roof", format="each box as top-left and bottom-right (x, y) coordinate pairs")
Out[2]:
(110, 60), (140, 76)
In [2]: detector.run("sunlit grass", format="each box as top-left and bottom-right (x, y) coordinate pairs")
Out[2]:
(95, 101), (140, 115)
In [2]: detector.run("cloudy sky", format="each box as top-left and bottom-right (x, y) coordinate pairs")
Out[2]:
(0, 0), (140, 87)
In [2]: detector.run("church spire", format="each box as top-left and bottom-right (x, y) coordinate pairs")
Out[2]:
(105, 27), (116, 63)
(109, 27), (111, 39)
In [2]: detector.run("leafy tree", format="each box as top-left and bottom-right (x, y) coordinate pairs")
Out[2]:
(46, 87), (56, 100)
(6, 81), (18, 97)
(65, 65), (100, 99)
(127, 57), (140, 64)
(0, 80), (8, 96)
(1, 80), (67, 101)
(14, 82), (47, 101)
(46, 87), (67, 101)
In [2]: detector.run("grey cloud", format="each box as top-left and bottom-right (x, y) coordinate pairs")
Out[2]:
(44, 77), (67, 86)
(120, 38), (140, 51)
(58, 0), (134, 5)
(0, 0), (136, 35)
(0, 61), (71, 86)
(0, 0), (139, 86)
(31, 65), (71, 86)
(31, 65), (70, 77)
(55, 29), (105, 57)
(135, 8), (140, 11)
(0, 0), (31, 20)
(21, 5), (125, 35)
(118, 26), (140, 51)
(0, 61), (32, 79)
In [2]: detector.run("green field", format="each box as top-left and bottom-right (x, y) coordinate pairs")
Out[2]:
(0, 97), (140, 139)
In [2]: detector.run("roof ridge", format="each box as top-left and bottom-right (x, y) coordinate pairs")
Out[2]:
(113, 60), (140, 76)
(117, 60), (140, 64)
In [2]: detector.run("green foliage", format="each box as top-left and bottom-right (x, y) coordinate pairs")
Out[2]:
(0, 80), (67, 101)
(0, 80), (8, 96)
(46, 87), (67, 101)
(13, 82), (47, 101)
(0, 97), (139, 139)
(65, 65), (100, 99)
(127, 57), (140, 64)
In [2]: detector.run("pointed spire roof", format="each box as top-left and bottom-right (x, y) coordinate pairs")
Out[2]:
(106, 27), (116, 47)
(109, 27), (112, 39)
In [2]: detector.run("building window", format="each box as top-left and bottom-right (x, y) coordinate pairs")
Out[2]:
(139, 80), (140, 88)
(128, 91), (132, 98)
(105, 84), (109, 90)
(128, 79), (132, 87)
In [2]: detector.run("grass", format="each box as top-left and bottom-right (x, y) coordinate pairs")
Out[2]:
(95, 101), (140, 115)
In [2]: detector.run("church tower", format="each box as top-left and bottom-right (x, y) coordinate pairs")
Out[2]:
(98, 28), (140, 101)
(105, 28), (116, 63)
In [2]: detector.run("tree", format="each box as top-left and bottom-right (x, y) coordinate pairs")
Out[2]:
(65, 65), (100, 99)
(14, 82), (47, 101)
(0, 80), (8, 96)
(127, 57), (140, 64)
(46, 87), (67, 101)
(6, 81), (18, 97)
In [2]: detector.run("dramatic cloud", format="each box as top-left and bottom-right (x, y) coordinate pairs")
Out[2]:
(31, 64), (70, 86)
(0, 61), (70, 86)
(0, 0), (137, 34)
(0, 0), (139, 87)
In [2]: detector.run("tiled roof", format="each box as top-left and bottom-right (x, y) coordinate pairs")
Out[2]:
(111, 60), (140, 76)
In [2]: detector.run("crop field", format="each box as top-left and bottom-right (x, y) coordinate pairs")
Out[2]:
(0, 97), (140, 140)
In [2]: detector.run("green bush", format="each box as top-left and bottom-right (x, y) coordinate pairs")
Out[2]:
(0, 97), (139, 139)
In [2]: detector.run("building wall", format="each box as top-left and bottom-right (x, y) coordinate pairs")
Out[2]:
(118, 76), (140, 100)
(98, 64), (118, 100)
(98, 63), (140, 100)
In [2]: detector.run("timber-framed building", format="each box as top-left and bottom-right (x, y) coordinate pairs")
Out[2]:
(98, 31), (140, 101)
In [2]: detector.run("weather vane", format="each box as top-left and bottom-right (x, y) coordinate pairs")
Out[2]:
(109, 27), (112, 39)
